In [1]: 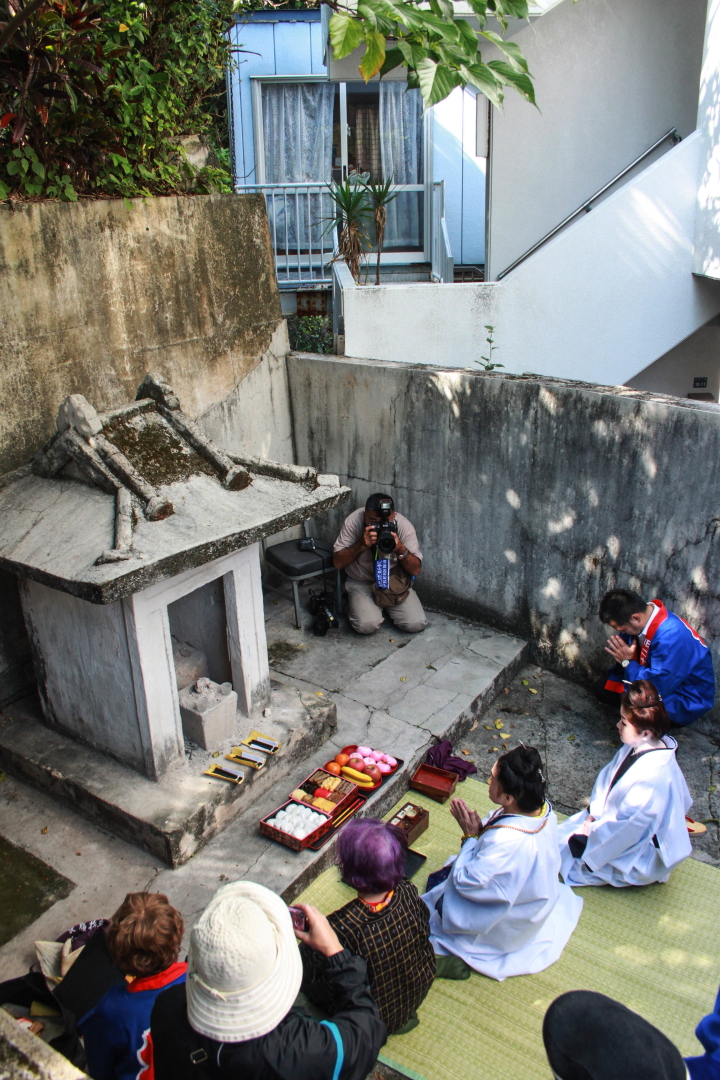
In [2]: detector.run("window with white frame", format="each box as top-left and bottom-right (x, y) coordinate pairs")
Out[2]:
(254, 79), (425, 252)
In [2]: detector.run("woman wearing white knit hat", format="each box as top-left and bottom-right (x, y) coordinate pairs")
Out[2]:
(150, 880), (386, 1080)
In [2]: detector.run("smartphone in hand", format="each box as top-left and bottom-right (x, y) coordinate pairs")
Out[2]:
(289, 906), (309, 933)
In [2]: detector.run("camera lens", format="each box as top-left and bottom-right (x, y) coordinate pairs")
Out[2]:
(313, 615), (329, 636)
(377, 532), (396, 554)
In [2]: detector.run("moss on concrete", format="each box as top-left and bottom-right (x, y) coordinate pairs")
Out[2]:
(0, 837), (75, 947)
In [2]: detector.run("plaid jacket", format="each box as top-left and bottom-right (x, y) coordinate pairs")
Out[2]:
(301, 877), (435, 1034)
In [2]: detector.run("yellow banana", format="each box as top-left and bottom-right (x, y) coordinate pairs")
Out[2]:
(341, 766), (375, 786)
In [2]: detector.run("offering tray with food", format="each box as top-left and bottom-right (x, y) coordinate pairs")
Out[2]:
(288, 768), (358, 816)
(260, 799), (333, 850)
(306, 745), (404, 851)
(326, 745), (400, 792)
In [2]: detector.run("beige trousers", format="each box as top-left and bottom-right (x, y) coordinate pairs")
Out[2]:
(345, 578), (428, 635)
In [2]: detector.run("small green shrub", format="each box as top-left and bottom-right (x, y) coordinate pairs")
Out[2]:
(287, 314), (333, 354)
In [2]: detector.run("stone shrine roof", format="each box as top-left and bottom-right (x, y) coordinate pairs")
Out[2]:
(0, 375), (349, 603)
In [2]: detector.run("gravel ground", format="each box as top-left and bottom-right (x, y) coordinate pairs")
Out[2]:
(458, 663), (720, 866)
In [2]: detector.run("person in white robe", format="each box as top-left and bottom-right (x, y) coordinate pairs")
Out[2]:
(558, 679), (692, 888)
(422, 745), (583, 981)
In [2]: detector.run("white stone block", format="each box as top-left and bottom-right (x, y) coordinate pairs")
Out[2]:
(179, 678), (237, 750)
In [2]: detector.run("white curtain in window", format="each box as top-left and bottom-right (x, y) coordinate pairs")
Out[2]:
(380, 83), (423, 250)
(262, 82), (334, 182)
(262, 83), (335, 254)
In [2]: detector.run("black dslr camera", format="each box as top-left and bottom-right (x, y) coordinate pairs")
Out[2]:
(308, 588), (338, 636)
(373, 498), (398, 555)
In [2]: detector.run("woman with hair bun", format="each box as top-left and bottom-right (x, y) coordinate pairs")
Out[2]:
(421, 745), (582, 981)
(558, 679), (692, 887)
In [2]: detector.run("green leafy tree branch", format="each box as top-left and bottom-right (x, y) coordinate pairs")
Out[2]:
(328, 0), (538, 109)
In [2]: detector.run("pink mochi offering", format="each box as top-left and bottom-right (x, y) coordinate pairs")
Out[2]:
(385, 755), (397, 768)
(377, 762), (392, 774)
(370, 751), (384, 762)
(363, 756), (375, 766)
(357, 745), (373, 756)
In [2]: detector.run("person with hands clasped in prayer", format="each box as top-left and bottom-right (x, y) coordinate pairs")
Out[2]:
(595, 588), (714, 726)
(421, 745), (582, 981)
(558, 680), (692, 888)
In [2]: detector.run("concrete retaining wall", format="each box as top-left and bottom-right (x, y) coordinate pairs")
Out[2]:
(0, 192), (282, 477)
(289, 353), (720, 727)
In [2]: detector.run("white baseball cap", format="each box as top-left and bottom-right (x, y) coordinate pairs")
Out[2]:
(186, 880), (302, 1042)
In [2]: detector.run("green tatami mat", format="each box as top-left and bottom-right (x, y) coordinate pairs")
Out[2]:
(295, 779), (720, 1080)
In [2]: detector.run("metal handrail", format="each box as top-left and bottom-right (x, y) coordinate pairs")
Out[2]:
(496, 128), (680, 281)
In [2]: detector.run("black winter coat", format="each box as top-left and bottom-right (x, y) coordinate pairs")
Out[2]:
(150, 949), (386, 1080)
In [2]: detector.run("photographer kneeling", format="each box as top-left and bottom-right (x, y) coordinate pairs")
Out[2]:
(333, 494), (427, 636)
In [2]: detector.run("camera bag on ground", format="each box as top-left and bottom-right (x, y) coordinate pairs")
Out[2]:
(372, 564), (412, 608)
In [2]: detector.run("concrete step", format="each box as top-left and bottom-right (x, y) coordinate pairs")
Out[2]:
(0, 682), (336, 868)
(154, 610), (528, 908)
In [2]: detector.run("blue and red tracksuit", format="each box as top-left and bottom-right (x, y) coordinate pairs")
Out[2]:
(603, 600), (715, 726)
(78, 962), (186, 1080)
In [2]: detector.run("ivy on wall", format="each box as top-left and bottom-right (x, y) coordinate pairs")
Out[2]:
(0, 0), (239, 201)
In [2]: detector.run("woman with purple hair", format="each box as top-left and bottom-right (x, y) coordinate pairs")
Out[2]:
(300, 818), (435, 1034)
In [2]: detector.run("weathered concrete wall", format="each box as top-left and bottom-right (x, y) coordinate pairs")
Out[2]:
(0, 192), (282, 476)
(0, 193), (290, 708)
(290, 353), (720, 727)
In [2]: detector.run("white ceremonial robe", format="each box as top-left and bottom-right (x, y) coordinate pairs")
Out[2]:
(421, 805), (583, 980)
(557, 736), (692, 888)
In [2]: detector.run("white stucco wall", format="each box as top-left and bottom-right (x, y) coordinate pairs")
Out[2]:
(626, 322), (720, 400)
(341, 134), (720, 385)
(694, 0), (720, 277)
(487, 0), (707, 280)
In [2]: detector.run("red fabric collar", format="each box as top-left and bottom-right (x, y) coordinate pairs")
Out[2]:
(638, 600), (668, 664)
(128, 961), (187, 993)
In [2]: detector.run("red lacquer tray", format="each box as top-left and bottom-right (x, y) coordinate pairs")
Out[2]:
(409, 763), (458, 803)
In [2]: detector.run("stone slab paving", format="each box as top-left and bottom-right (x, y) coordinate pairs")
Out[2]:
(0, 591), (526, 979)
(460, 662), (720, 866)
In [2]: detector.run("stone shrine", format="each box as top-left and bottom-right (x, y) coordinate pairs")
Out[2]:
(0, 374), (349, 782)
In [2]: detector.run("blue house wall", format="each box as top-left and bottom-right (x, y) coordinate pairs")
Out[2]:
(228, 11), (485, 265)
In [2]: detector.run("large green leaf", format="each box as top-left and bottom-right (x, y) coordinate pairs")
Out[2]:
(460, 62), (504, 108)
(329, 12), (365, 60)
(487, 59), (536, 103)
(493, 0), (530, 18)
(360, 29), (386, 80)
(397, 38), (430, 68)
(481, 29), (529, 72)
(432, 0), (456, 19)
(455, 18), (480, 60)
(379, 46), (405, 76)
(416, 56), (462, 106)
(383, 0), (428, 32)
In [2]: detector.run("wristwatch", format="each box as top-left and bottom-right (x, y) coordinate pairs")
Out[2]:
(398, 552), (407, 559)
(621, 659), (630, 668)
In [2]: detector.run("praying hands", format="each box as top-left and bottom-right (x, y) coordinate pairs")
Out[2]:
(450, 796), (483, 838)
